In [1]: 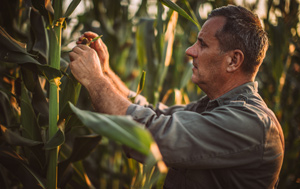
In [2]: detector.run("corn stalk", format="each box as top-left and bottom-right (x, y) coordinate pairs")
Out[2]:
(47, 0), (63, 188)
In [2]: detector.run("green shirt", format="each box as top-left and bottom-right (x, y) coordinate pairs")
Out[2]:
(126, 82), (284, 189)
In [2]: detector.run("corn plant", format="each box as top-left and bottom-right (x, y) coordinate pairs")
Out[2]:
(0, 0), (166, 188)
(1, 0), (300, 188)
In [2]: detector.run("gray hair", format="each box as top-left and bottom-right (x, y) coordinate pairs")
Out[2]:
(208, 5), (268, 74)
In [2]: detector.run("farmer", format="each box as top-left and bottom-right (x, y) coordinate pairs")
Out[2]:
(69, 5), (284, 189)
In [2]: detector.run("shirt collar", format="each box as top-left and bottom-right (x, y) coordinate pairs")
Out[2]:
(197, 82), (258, 112)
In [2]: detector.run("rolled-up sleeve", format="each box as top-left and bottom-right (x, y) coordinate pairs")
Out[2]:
(126, 103), (265, 169)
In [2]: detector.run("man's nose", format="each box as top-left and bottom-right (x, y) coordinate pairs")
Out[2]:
(185, 45), (197, 58)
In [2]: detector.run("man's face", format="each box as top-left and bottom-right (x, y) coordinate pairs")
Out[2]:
(186, 16), (228, 89)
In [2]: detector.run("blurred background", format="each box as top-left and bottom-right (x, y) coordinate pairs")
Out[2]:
(0, 0), (300, 188)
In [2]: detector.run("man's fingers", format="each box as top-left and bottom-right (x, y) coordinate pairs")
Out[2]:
(73, 44), (91, 53)
(69, 51), (79, 62)
(72, 46), (83, 54)
(76, 39), (82, 45)
(76, 34), (95, 45)
(83, 31), (98, 38)
(95, 38), (107, 53)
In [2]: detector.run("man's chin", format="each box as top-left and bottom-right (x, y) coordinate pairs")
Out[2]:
(191, 76), (199, 85)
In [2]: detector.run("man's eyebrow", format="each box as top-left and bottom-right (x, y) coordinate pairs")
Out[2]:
(198, 37), (206, 45)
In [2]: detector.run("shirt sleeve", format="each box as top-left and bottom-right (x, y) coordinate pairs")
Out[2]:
(127, 90), (149, 106)
(125, 102), (265, 169)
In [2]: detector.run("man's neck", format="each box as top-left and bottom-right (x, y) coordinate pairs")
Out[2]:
(204, 76), (254, 100)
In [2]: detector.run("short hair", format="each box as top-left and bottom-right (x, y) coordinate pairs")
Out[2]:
(208, 5), (268, 75)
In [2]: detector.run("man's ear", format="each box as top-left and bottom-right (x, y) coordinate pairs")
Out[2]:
(226, 49), (244, 72)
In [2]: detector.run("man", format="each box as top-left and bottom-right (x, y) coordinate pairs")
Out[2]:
(69, 5), (284, 189)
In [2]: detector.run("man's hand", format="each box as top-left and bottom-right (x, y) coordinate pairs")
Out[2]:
(77, 32), (110, 73)
(69, 44), (103, 88)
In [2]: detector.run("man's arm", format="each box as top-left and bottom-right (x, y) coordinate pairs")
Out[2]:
(69, 44), (131, 115)
(76, 32), (130, 98)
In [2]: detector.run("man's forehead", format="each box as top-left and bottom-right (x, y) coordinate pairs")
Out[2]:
(197, 16), (226, 38)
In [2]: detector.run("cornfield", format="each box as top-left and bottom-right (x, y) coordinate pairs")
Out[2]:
(0, 0), (299, 188)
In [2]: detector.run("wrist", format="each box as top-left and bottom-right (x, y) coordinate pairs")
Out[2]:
(104, 67), (114, 76)
(83, 75), (105, 90)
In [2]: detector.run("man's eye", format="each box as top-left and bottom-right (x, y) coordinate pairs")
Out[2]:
(198, 39), (206, 47)
(200, 41), (206, 47)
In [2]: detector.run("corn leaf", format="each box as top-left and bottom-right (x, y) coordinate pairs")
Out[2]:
(182, 0), (200, 29)
(0, 26), (27, 53)
(0, 146), (46, 188)
(37, 64), (62, 81)
(59, 72), (81, 113)
(156, 2), (164, 63)
(179, 61), (193, 89)
(69, 135), (102, 162)
(69, 102), (153, 155)
(136, 20), (147, 68)
(68, 161), (92, 188)
(20, 81), (41, 142)
(31, 80), (49, 127)
(0, 90), (16, 127)
(44, 0), (54, 14)
(30, 9), (48, 64)
(136, 71), (146, 95)
(44, 127), (65, 150)
(0, 26), (39, 64)
(0, 49), (39, 65)
(130, 71), (146, 102)
(64, 0), (82, 18)
(30, 0), (54, 25)
(0, 125), (43, 146)
(58, 135), (102, 178)
(158, 0), (201, 30)
(0, 27), (61, 80)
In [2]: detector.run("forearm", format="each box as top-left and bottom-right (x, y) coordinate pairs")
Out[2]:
(104, 68), (130, 98)
(85, 76), (131, 115)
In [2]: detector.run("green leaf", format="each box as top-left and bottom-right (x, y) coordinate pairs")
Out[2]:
(37, 64), (62, 81)
(30, 0), (54, 25)
(0, 27), (61, 80)
(136, 19), (156, 69)
(0, 26), (27, 53)
(0, 125), (43, 146)
(60, 161), (92, 188)
(130, 71), (146, 102)
(0, 48), (40, 65)
(182, 0), (199, 29)
(156, 2), (164, 63)
(58, 135), (101, 177)
(20, 80), (41, 142)
(0, 90), (17, 127)
(65, 115), (84, 133)
(64, 0), (82, 18)
(158, 0), (201, 30)
(179, 61), (193, 89)
(58, 135), (101, 188)
(136, 71), (146, 95)
(21, 66), (37, 92)
(69, 135), (102, 162)
(30, 9), (49, 64)
(69, 103), (153, 155)
(59, 72), (81, 114)
(0, 146), (46, 188)
(44, 0), (54, 14)
(0, 26), (36, 63)
(44, 127), (65, 150)
(22, 64), (61, 84)
(31, 79), (49, 127)
(18, 79), (46, 175)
